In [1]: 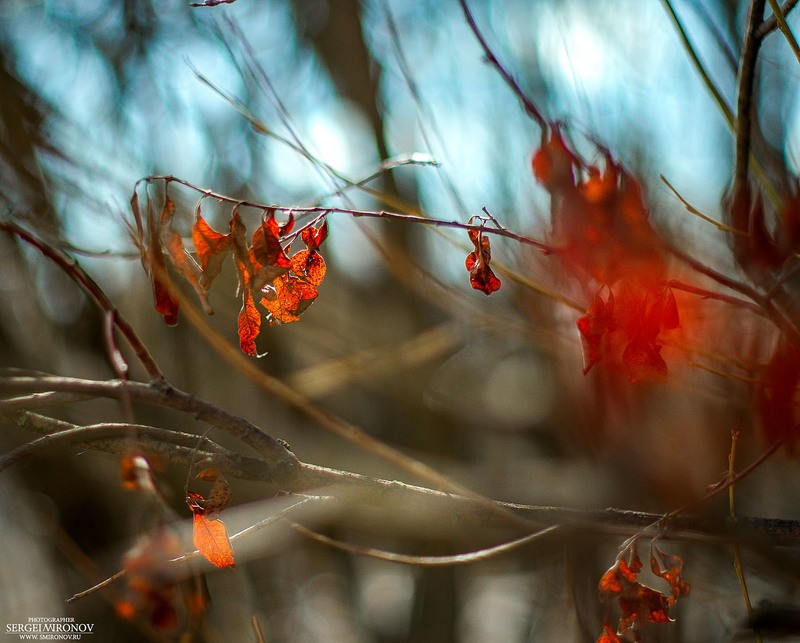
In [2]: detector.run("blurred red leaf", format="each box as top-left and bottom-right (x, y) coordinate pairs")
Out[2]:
(755, 341), (800, 448)
(119, 453), (157, 493)
(577, 289), (615, 375)
(116, 527), (183, 632)
(596, 622), (621, 643)
(465, 228), (501, 295)
(531, 127), (579, 190)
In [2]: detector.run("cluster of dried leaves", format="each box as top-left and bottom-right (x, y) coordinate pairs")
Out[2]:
(130, 184), (328, 356)
(115, 454), (233, 635)
(597, 541), (690, 642)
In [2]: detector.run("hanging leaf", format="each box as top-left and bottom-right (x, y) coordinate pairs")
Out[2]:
(192, 212), (231, 291)
(238, 289), (261, 356)
(147, 196), (180, 325)
(186, 489), (235, 569)
(465, 228), (501, 295)
(249, 211), (293, 288)
(159, 195), (213, 314)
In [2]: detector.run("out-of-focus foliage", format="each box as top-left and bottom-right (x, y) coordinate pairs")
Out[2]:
(2, 1), (800, 641)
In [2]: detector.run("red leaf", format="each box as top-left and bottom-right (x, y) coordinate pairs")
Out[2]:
(465, 228), (501, 295)
(596, 622), (621, 643)
(249, 212), (292, 285)
(531, 128), (579, 190)
(650, 546), (691, 600)
(159, 196), (213, 314)
(622, 338), (667, 384)
(116, 527), (184, 631)
(756, 341), (800, 447)
(301, 221), (329, 251)
(238, 289), (261, 356)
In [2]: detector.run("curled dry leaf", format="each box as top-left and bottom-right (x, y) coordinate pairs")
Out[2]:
(465, 227), (501, 295)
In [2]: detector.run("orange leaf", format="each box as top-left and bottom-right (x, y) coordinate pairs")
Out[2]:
(290, 249), (327, 286)
(465, 228), (501, 295)
(596, 622), (621, 643)
(249, 212), (293, 289)
(192, 213), (231, 290)
(192, 513), (235, 569)
(650, 546), (691, 600)
(187, 488), (235, 569)
(261, 275), (318, 325)
(238, 289), (261, 356)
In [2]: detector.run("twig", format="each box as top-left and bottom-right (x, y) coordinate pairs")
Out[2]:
(0, 221), (165, 383)
(766, 0), (800, 63)
(660, 175), (744, 235)
(757, 0), (800, 38)
(0, 375), (297, 469)
(291, 522), (561, 566)
(667, 279), (768, 316)
(734, 0), (767, 198)
(457, 0), (547, 131)
(728, 430), (761, 642)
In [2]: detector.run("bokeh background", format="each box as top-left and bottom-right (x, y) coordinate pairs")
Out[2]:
(1, 0), (800, 641)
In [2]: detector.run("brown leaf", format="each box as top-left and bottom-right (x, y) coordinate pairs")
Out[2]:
(147, 197), (179, 325)
(159, 196), (212, 314)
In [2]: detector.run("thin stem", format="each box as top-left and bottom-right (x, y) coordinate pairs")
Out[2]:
(734, 0), (767, 198)
(757, 0), (800, 38)
(0, 221), (165, 383)
(0, 375), (297, 469)
(457, 0), (547, 132)
(766, 0), (800, 63)
(728, 431), (759, 639)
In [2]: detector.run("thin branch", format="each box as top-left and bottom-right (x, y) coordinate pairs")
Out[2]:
(734, 0), (767, 198)
(757, 0), (800, 38)
(660, 0), (734, 128)
(660, 175), (744, 235)
(291, 522), (562, 566)
(0, 221), (165, 382)
(766, 0), (800, 63)
(667, 279), (768, 317)
(457, 0), (547, 131)
(0, 375), (298, 471)
(138, 175), (555, 254)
